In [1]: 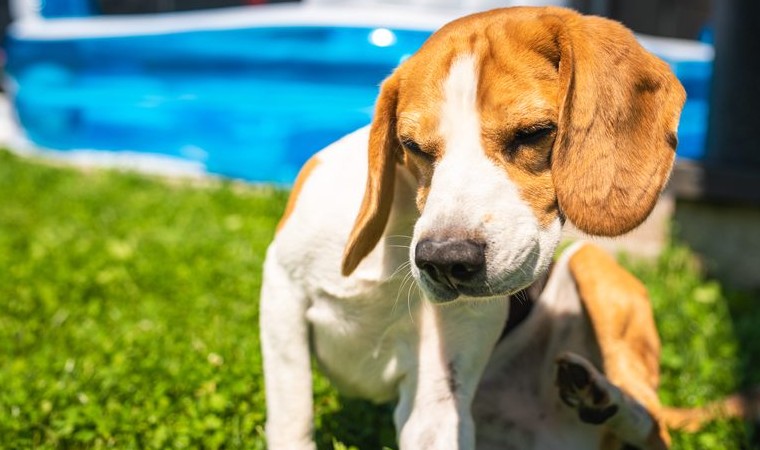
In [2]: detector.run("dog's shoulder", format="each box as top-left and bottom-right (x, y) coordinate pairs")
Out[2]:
(272, 127), (371, 264)
(269, 126), (407, 294)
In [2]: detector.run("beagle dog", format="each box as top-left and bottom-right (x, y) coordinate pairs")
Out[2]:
(260, 6), (695, 449)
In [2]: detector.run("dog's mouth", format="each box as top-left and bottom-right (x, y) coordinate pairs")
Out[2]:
(414, 269), (530, 303)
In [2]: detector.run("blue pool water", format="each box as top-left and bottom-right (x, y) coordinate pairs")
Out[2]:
(7, 25), (430, 182)
(5, 20), (711, 183)
(665, 60), (712, 160)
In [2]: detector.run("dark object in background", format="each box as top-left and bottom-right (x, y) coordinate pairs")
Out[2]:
(571, 0), (711, 39)
(0, 0), (10, 47)
(669, 0), (760, 206)
(96, 0), (299, 15)
(706, 0), (760, 168)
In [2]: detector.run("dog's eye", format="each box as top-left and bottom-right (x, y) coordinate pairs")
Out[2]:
(401, 138), (431, 159)
(513, 123), (557, 147)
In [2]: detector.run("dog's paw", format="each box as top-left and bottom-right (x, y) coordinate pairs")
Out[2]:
(555, 352), (619, 425)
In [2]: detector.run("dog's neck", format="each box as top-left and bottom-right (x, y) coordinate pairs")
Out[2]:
(500, 262), (554, 340)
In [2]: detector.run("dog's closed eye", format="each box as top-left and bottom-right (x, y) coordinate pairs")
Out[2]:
(401, 137), (434, 160)
(512, 122), (557, 148)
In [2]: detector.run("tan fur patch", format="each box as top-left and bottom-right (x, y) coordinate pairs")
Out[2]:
(276, 155), (321, 233)
(477, 15), (560, 228)
(393, 50), (447, 210)
(341, 75), (401, 276)
(476, 27), (561, 228)
(548, 11), (685, 236)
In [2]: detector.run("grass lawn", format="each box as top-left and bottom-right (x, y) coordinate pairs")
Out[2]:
(1, 149), (758, 449)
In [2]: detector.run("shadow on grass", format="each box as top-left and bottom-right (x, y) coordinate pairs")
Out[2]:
(316, 396), (396, 450)
(724, 287), (760, 448)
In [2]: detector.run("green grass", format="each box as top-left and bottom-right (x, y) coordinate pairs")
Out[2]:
(0, 149), (758, 449)
(625, 247), (760, 449)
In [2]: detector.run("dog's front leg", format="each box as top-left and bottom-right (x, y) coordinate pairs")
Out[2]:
(396, 301), (508, 450)
(260, 253), (316, 450)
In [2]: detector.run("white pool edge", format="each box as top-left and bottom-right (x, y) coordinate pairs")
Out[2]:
(8, 4), (458, 40)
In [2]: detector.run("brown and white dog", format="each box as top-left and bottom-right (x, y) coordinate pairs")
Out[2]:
(257, 6), (734, 449)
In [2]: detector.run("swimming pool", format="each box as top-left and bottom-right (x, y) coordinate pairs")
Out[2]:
(4, 4), (713, 183)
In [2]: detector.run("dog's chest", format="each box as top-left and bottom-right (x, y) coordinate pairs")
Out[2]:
(305, 278), (418, 403)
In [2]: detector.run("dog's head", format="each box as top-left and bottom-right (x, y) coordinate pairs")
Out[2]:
(342, 7), (685, 302)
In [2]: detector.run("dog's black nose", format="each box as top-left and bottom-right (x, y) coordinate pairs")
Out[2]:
(415, 238), (486, 287)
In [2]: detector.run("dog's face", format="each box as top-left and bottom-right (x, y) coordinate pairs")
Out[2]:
(342, 7), (685, 302)
(398, 43), (563, 301)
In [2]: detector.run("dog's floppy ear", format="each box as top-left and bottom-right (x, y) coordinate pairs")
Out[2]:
(550, 12), (686, 236)
(341, 74), (400, 276)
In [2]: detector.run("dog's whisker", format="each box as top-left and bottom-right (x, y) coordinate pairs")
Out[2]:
(389, 260), (413, 280)
(406, 277), (418, 325)
(384, 234), (414, 242)
(514, 293), (525, 308)
(395, 267), (413, 292)
(484, 278), (496, 297)
(394, 262), (413, 298)
(393, 269), (415, 314)
(515, 289), (530, 305)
